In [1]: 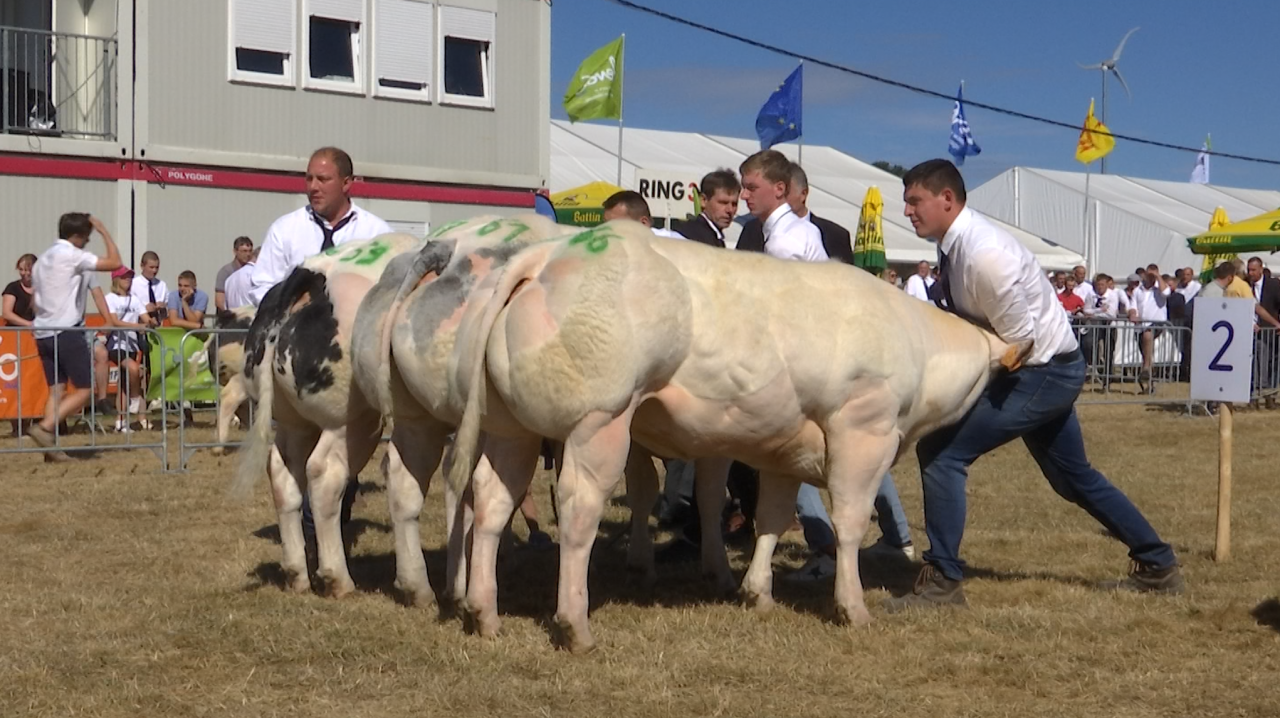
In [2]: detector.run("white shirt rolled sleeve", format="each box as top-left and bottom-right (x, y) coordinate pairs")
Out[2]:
(223, 262), (255, 310)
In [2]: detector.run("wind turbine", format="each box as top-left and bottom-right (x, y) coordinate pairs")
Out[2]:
(1078, 26), (1139, 174)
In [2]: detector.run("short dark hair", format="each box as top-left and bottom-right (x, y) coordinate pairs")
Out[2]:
(1248, 257), (1264, 268)
(178, 270), (197, 283)
(311, 147), (354, 178)
(58, 212), (92, 240)
(233, 236), (253, 250)
(141, 251), (160, 265)
(789, 163), (809, 194)
(901, 159), (967, 203)
(739, 150), (792, 191)
(1213, 262), (1236, 280)
(16, 253), (37, 269)
(603, 190), (652, 222)
(699, 169), (740, 199)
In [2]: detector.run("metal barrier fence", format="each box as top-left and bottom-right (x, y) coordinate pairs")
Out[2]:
(176, 328), (253, 471)
(1, 325), (170, 467)
(2, 26), (117, 140)
(1071, 318), (1280, 410)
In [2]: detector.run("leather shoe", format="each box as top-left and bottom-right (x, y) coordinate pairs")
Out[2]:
(883, 564), (966, 613)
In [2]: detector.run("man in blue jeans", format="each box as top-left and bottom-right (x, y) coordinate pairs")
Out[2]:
(785, 475), (914, 582)
(885, 160), (1183, 612)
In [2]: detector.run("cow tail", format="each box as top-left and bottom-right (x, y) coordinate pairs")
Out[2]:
(446, 245), (551, 496)
(232, 341), (277, 500)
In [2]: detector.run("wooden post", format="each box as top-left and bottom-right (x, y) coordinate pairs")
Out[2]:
(1214, 402), (1233, 561)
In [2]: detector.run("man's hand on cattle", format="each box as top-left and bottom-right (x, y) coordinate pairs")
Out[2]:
(1000, 340), (1034, 373)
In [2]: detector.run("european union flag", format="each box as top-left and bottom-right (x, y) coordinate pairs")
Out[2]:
(948, 83), (981, 166)
(755, 64), (802, 150)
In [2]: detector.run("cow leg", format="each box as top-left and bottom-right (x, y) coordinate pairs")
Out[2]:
(443, 443), (474, 614)
(307, 428), (359, 598)
(826, 431), (899, 627)
(554, 409), (634, 653)
(385, 417), (449, 608)
(465, 433), (541, 638)
(623, 446), (660, 588)
(695, 457), (735, 596)
(740, 472), (801, 613)
(269, 426), (317, 594)
(212, 374), (247, 456)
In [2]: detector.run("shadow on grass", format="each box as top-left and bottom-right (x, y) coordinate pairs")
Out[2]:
(965, 564), (1099, 590)
(1251, 598), (1280, 633)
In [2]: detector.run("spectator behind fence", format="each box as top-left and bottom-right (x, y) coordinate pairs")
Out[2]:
(28, 213), (121, 460)
(671, 169), (740, 249)
(130, 251), (168, 324)
(2, 253), (38, 326)
(167, 270), (208, 330)
(884, 268), (900, 287)
(1071, 265), (1096, 305)
(1247, 258), (1280, 408)
(103, 266), (151, 433)
(222, 247), (259, 311)
(214, 236), (254, 312)
(1178, 267), (1202, 299)
(904, 260), (935, 302)
(1058, 275), (1085, 316)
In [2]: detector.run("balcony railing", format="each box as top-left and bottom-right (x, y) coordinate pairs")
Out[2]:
(2, 26), (117, 141)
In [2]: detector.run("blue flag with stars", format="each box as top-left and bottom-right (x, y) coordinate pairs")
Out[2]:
(948, 83), (981, 166)
(755, 64), (803, 150)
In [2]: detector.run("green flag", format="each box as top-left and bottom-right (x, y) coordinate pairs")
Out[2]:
(563, 36), (624, 122)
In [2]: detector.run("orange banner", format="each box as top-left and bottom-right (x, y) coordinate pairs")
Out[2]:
(0, 329), (51, 420)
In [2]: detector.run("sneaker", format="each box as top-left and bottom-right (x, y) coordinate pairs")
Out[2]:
(883, 564), (967, 613)
(865, 538), (915, 561)
(138, 418), (154, 431)
(115, 421), (135, 434)
(783, 552), (837, 583)
(1102, 561), (1185, 595)
(26, 423), (55, 448)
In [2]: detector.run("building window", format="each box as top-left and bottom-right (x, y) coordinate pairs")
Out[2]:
(438, 6), (494, 108)
(228, 0), (297, 87)
(373, 0), (434, 102)
(304, 0), (366, 93)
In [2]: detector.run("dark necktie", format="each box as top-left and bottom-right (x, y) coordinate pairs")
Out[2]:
(933, 250), (956, 312)
(313, 211), (355, 251)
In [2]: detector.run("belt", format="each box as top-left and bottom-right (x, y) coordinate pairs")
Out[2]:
(1050, 348), (1083, 365)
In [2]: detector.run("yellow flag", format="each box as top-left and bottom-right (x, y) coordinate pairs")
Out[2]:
(1075, 99), (1115, 164)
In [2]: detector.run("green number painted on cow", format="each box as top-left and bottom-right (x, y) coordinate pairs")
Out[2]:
(353, 241), (390, 266)
(568, 226), (616, 254)
(429, 220), (469, 238)
(476, 220), (505, 237)
(501, 220), (530, 243)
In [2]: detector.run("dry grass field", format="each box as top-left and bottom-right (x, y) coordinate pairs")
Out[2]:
(3, 403), (1279, 717)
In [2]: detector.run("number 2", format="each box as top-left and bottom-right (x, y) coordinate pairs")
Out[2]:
(1208, 320), (1234, 372)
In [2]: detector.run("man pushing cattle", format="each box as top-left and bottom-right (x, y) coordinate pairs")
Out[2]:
(886, 160), (1184, 612)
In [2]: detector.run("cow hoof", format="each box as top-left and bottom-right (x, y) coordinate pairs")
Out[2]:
(394, 580), (437, 609)
(836, 604), (873, 628)
(285, 572), (311, 594)
(464, 607), (502, 638)
(553, 618), (597, 654)
(740, 590), (775, 614)
(329, 579), (356, 600)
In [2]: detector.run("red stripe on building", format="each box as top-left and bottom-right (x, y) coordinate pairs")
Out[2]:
(0, 153), (535, 208)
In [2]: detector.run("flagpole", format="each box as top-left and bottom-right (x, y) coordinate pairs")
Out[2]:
(1083, 163), (1093, 273)
(796, 61), (804, 165)
(616, 34), (625, 186)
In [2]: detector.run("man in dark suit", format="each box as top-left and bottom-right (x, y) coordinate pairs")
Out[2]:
(1248, 257), (1280, 407)
(733, 163), (853, 263)
(671, 169), (740, 248)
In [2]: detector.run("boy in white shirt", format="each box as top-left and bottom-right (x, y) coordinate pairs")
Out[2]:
(103, 267), (153, 432)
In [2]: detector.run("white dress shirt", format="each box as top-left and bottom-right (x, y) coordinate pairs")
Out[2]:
(1084, 286), (1122, 320)
(104, 291), (144, 352)
(31, 239), (100, 339)
(937, 206), (1077, 366)
(223, 261), (256, 310)
(1178, 280), (1202, 299)
(651, 227), (685, 239)
(762, 204), (827, 262)
(1127, 283), (1167, 323)
(249, 203), (393, 305)
(130, 276), (169, 314)
(1072, 281), (1096, 306)
(904, 273), (935, 302)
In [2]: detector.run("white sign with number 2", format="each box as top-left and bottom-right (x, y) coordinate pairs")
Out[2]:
(1190, 298), (1256, 403)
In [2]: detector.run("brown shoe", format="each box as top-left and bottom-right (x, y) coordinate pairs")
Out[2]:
(26, 423), (55, 448)
(883, 564), (967, 613)
(1103, 561), (1185, 595)
(43, 450), (73, 464)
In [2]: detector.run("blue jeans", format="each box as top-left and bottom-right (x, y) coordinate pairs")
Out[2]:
(301, 478), (360, 545)
(796, 473), (913, 554)
(917, 353), (1176, 581)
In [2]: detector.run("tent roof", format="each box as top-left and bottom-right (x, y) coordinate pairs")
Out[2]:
(551, 121), (1083, 269)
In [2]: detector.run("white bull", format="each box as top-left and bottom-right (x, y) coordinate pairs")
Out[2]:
(449, 220), (1029, 652)
(232, 233), (423, 597)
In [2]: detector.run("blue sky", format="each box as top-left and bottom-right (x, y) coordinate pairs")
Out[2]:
(550, 0), (1280, 192)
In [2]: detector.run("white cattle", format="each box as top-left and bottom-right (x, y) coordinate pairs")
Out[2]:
(210, 305), (256, 455)
(232, 233), (423, 597)
(449, 220), (1029, 651)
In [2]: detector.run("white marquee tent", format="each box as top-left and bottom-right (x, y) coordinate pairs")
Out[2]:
(552, 121), (1084, 270)
(970, 168), (1280, 277)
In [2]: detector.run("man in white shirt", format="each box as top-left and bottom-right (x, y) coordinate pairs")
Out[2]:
(248, 147), (393, 305)
(738, 150), (827, 262)
(1127, 270), (1168, 392)
(1177, 267), (1202, 300)
(904, 260), (935, 302)
(129, 251), (168, 325)
(222, 248), (259, 311)
(671, 169), (739, 249)
(28, 213), (122, 457)
(600, 190), (685, 238)
(885, 159), (1182, 612)
(1071, 265), (1096, 306)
